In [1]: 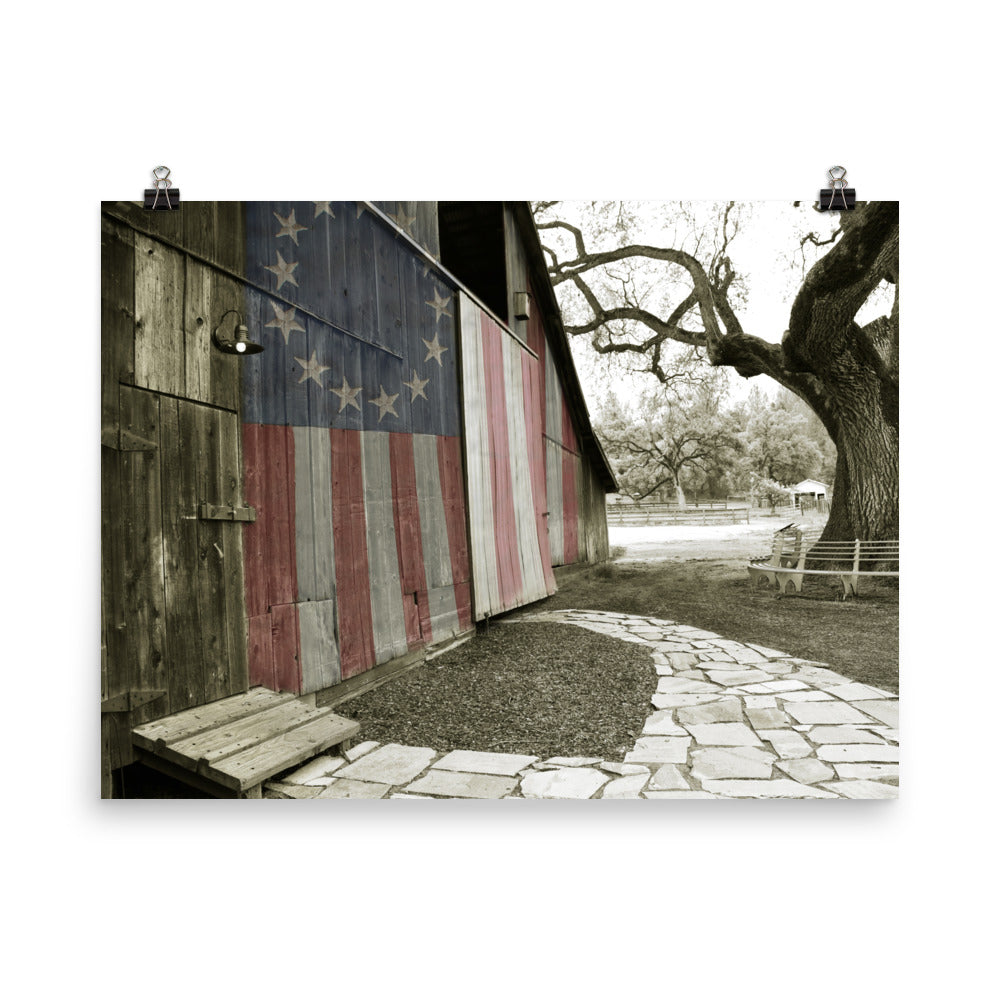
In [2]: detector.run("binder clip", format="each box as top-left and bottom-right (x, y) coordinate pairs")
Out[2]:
(819, 165), (855, 211)
(144, 165), (180, 210)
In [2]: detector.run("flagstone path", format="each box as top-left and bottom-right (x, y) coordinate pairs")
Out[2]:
(264, 610), (898, 800)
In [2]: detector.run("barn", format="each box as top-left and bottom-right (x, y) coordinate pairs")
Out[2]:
(100, 200), (615, 795)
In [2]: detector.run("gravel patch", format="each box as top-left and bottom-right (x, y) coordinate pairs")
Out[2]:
(337, 622), (657, 760)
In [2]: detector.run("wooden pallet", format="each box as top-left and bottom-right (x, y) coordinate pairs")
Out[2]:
(132, 687), (360, 798)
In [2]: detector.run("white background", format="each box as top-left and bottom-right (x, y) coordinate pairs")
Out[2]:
(1, 3), (994, 997)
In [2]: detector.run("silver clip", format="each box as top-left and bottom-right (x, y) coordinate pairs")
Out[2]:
(827, 166), (849, 211)
(150, 165), (173, 210)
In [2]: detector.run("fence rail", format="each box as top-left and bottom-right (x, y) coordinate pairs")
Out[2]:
(607, 504), (751, 526)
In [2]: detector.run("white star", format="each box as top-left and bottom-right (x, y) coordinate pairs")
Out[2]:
(264, 303), (305, 345)
(330, 376), (362, 413)
(294, 351), (330, 387)
(402, 369), (430, 402)
(313, 202), (335, 219)
(389, 204), (417, 234)
(425, 288), (452, 323)
(422, 331), (449, 367)
(274, 209), (308, 244)
(369, 385), (399, 422)
(264, 251), (298, 290)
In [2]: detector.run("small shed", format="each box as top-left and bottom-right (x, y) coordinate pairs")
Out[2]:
(791, 479), (830, 511)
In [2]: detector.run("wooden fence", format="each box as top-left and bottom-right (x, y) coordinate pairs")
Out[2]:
(607, 503), (751, 526)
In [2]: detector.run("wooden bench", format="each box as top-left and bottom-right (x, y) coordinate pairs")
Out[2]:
(748, 526), (898, 598)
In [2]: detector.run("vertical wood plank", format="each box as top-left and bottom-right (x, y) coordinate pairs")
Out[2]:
(217, 407), (249, 694)
(134, 234), (185, 396)
(360, 431), (408, 663)
(118, 385), (168, 713)
(101, 216), (134, 446)
(183, 256), (212, 404)
(389, 432), (431, 647)
(331, 428), (376, 679)
(436, 435), (473, 631)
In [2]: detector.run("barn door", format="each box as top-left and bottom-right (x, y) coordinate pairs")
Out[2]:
(102, 384), (249, 779)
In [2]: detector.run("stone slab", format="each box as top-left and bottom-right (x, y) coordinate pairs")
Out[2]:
(600, 762), (650, 776)
(745, 708), (791, 729)
(648, 763), (690, 790)
(686, 722), (763, 746)
(852, 701), (899, 727)
(747, 643), (790, 658)
(283, 754), (346, 784)
(335, 743), (437, 785)
(405, 770), (517, 799)
(742, 680), (808, 693)
(776, 689), (835, 702)
(677, 699), (745, 726)
(431, 750), (538, 776)
(651, 693), (722, 709)
(657, 677), (720, 695)
(820, 780), (898, 799)
(817, 744), (900, 763)
(643, 790), (716, 799)
(642, 710), (688, 736)
(317, 779), (392, 799)
(701, 779), (838, 798)
(775, 758), (836, 784)
(264, 783), (322, 799)
(834, 763), (900, 780)
(706, 669), (774, 687)
(808, 726), (887, 744)
(792, 666), (852, 686)
(755, 730), (813, 759)
(343, 741), (380, 762)
(785, 701), (872, 725)
(625, 736), (691, 764)
(543, 756), (603, 767)
(821, 683), (892, 701)
(743, 695), (778, 709)
(520, 767), (610, 800)
(601, 774), (650, 798)
(690, 746), (776, 780)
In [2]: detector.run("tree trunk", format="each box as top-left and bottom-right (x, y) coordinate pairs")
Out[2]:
(674, 478), (686, 507)
(818, 372), (898, 542)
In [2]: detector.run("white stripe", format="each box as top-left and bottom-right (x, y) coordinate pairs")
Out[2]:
(360, 431), (409, 662)
(501, 335), (548, 604)
(297, 599), (340, 692)
(459, 293), (500, 620)
(413, 434), (460, 639)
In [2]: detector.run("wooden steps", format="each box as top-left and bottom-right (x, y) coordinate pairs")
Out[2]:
(132, 687), (360, 798)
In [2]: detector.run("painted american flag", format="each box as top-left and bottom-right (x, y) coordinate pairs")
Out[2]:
(241, 202), (471, 695)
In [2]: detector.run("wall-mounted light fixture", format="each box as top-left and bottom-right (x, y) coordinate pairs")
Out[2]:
(212, 310), (264, 355)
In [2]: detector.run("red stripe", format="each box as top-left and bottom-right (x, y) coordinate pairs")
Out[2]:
(330, 429), (376, 679)
(243, 424), (298, 689)
(270, 603), (301, 692)
(480, 316), (523, 609)
(437, 435), (472, 630)
(247, 614), (275, 689)
(561, 392), (579, 454)
(522, 349), (556, 592)
(389, 433), (431, 647)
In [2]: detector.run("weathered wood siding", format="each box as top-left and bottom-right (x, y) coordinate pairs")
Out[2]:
(240, 202), (472, 693)
(459, 292), (553, 619)
(101, 206), (250, 790)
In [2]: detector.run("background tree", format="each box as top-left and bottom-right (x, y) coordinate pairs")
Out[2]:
(535, 201), (898, 541)
(732, 386), (824, 488)
(596, 375), (740, 505)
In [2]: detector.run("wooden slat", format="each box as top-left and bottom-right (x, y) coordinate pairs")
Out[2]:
(133, 689), (296, 748)
(160, 700), (332, 765)
(183, 255), (213, 404)
(134, 234), (185, 396)
(101, 216), (135, 446)
(215, 712), (360, 790)
(118, 385), (168, 722)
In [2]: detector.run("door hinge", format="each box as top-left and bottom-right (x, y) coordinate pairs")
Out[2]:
(199, 502), (257, 522)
